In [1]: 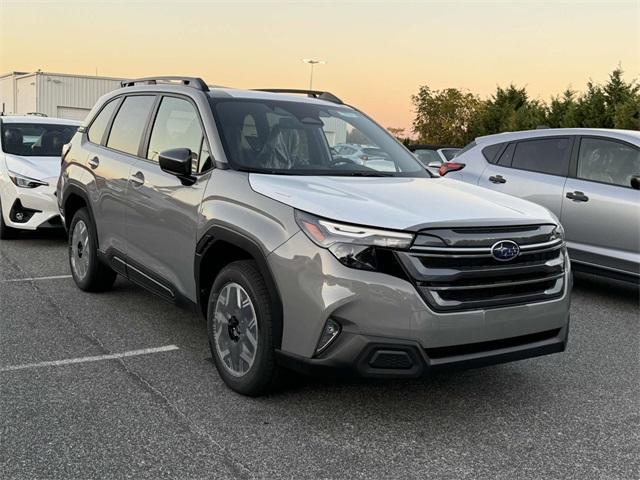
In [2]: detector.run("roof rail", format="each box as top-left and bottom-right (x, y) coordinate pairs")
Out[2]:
(121, 76), (209, 92)
(254, 89), (343, 104)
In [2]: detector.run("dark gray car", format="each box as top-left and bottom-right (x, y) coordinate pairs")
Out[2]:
(448, 129), (640, 283)
(57, 77), (571, 395)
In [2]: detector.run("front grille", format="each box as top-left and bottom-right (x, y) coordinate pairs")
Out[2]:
(396, 224), (566, 312)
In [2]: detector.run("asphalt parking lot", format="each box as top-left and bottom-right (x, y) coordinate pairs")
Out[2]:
(0, 231), (638, 480)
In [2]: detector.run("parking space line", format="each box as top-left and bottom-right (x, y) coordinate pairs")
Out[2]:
(0, 345), (180, 373)
(2, 274), (73, 283)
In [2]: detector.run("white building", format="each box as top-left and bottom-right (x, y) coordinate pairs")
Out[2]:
(0, 71), (125, 121)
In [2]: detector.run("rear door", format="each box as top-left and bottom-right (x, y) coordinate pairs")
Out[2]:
(478, 136), (574, 218)
(124, 95), (212, 302)
(83, 95), (155, 260)
(561, 135), (640, 276)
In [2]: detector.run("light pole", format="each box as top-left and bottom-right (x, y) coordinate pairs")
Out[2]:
(302, 59), (325, 90)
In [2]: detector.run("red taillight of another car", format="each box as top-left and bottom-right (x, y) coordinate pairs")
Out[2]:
(438, 162), (465, 176)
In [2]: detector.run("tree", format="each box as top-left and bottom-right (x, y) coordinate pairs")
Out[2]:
(411, 86), (480, 146)
(468, 85), (546, 137)
(546, 89), (579, 128)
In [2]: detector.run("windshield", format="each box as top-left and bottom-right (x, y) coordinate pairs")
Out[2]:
(1, 123), (78, 157)
(212, 99), (427, 177)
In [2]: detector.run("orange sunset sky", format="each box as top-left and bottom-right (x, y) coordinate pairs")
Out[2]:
(1, 0), (638, 132)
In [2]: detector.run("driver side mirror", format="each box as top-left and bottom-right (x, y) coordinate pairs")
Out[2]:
(159, 148), (195, 181)
(631, 175), (640, 190)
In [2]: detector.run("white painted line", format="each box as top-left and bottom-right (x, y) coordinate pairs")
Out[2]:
(0, 345), (180, 373)
(2, 274), (73, 283)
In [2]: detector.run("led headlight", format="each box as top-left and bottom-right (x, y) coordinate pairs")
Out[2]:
(9, 171), (49, 189)
(295, 210), (414, 271)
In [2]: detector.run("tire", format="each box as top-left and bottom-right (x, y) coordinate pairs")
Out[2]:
(0, 199), (16, 240)
(207, 260), (281, 396)
(68, 207), (116, 292)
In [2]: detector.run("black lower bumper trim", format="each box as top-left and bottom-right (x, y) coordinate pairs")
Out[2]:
(276, 321), (569, 379)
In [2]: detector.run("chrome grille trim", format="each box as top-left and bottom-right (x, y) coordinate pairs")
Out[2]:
(397, 225), (566, 312)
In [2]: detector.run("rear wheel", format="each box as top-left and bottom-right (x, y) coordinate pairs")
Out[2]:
(207, 260), (281, 396)
(68, 208), (116, 292)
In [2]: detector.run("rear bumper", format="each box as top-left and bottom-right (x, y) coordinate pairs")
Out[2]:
(276, 320), (569, 379)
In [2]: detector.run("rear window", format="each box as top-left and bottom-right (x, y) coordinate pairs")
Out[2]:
(482, 143), (503, 163)
(1, 123), (78, 157)
(511, 137), (571, 176)
(88, 99), (119, 145)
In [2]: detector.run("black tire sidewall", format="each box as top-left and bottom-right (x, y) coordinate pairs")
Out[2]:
(207, 261), (277, 395)
(68, 208), (104, 291)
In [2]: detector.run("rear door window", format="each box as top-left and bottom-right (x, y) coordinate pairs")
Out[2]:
(511, 137), (571, 176)
(106, 96), (155, 156)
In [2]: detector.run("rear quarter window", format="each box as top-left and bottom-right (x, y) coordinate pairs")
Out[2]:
(482, 143), (504, 163)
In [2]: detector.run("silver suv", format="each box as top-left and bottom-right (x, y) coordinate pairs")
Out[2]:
(447, 129), (640, 283)
(57, 77), (571, 396)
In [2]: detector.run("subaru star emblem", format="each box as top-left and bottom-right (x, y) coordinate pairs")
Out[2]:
(491, 240), (520, 261)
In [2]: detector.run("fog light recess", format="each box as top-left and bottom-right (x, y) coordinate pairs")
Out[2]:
(315, 319), (341, 355)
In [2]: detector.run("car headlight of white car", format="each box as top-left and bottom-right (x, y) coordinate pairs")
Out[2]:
(8, 171), (49, 189)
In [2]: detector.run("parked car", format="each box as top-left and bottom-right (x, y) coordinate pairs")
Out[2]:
(408, 144), (461, 175)
(447, 128), (640, 283)
(0, 115), (80, 238)
(58, 77), (571, 396)
(333, 143), (389, 164)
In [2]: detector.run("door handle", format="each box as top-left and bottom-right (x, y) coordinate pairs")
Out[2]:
(130, 171), (145, 187)
(566, 191), (589, 202)
(88, 156), (99, 169)
(489, 175), (506, 184)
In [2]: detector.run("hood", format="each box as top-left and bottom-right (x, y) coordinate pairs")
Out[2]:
(249, 175), (557, 231)
(4, 154), (61, 181)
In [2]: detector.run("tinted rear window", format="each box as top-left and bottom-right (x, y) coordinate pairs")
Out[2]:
(106, 96), (155, 156)
(511, 137), (571, 176)
(482, 143), (503, 163)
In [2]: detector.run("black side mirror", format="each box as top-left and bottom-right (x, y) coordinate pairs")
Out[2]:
(159, 148), (193, 178)
(631, 175), (640, 190)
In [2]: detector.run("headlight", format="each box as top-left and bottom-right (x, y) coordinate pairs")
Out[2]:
(295, 210), (414, 270)
(9, 171), (49, 189)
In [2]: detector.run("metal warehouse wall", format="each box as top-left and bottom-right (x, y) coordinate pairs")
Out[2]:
(0, 75), (17, 114)
(36, 73), (123, 120)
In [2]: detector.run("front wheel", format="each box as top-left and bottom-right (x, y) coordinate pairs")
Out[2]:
(207, 260), (281, 396)
(68, 208), (116, 292)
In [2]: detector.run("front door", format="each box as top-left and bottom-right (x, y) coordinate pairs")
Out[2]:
(561, 136), (640, 276)
(124, 95), (211, 302)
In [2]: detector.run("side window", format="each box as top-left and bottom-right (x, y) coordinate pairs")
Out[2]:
(482, 143), (503, 163)
(147, 97), (204, 173)
(577, 137), (640, 188)
(87, 99), (119, 145)
(106, 96), (155, 156)
(497, 143), (515, 166)
(511, 137), (571, 176)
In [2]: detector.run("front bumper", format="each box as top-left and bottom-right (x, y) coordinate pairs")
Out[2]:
(268, 231), (572, 374)
(277, 322), (569, 378)
(0, 178), (62, 230)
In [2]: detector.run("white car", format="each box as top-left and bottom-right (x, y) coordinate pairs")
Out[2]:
(0, 115), (80, 238)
